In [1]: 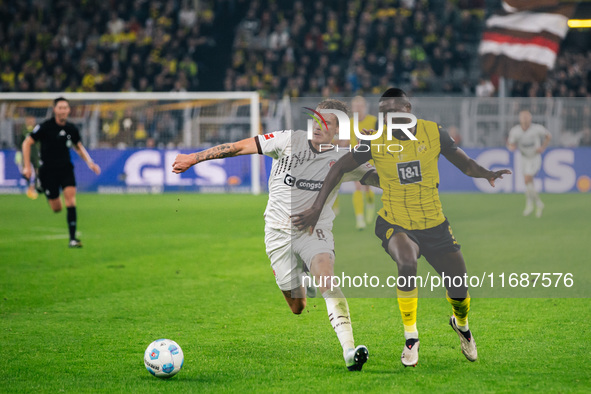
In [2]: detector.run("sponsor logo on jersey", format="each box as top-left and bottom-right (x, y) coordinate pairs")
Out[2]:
(329, 160), (336, 167)
(59, 130), (66, 137)
(283, 173), (323, 191)
(264, 133), (275, 140)
(295, 179), (323, 191)
(284, 174), (295, 186)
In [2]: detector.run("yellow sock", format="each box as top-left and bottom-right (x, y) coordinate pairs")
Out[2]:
(397, 288), (418, 333)
(446, 291), (470, 327)
(365, 190), (375, 204)
(353, 191), (364, 216)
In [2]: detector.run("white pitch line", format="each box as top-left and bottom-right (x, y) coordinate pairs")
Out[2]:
(0, 231), (83, 243)
(29, 227), (67, 233)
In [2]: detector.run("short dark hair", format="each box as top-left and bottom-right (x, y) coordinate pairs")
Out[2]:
(53, 97), (69, 107)
(380, 88), (407, 101)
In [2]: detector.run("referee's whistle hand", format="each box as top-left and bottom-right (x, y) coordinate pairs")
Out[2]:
(22, 166), (32, 180)
(89, 162), (101, 175)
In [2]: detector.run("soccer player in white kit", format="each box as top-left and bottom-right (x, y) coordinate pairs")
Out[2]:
(172, 99), (378, 371)
(507, 110), (551, 217)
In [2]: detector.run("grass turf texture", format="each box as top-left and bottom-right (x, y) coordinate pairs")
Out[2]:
(1, 193), (590, 392)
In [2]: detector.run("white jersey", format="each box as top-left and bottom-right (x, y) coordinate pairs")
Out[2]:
(255, 130), (374, 233)
(508, 123), (550, 159)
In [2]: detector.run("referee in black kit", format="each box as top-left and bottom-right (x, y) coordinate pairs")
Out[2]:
(22, 97), (101, 248)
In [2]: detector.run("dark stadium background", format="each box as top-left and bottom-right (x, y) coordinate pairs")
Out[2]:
(1, 0), (589, 97)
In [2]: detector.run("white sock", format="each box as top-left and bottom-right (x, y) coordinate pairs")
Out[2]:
(526, 183), (539, 205)
(404, 328), (419, 340)
(323, 288), (355, 352)
(455, 316), (470, 332)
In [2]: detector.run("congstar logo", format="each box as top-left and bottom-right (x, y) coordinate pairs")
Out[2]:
(283, 174), (323, 191)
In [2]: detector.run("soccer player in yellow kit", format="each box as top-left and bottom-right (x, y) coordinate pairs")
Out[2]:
(347, 96), (378, 229)
(293, 88), (511, 367)
(333, 96), (377, 228)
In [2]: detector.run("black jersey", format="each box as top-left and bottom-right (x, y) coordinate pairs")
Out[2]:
(30, 118), (81, 168)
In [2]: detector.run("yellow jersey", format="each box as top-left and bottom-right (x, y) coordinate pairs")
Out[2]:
(349, 114), (378, 145)
(355, 119), (457, 230)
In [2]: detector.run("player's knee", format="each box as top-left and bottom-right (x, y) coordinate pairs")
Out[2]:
(52, 207), (62, 213)
(290, 299), (306, 314)
(311, 254), (334, 275)
(393, 252), (417, 270)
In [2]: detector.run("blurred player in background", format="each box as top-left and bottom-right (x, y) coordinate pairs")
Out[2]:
(293, 88), (511, 367)
(507, 110), (551, 218)
(345, 96), (378, 230)
(22, 97), (101, 248)
(172, 99), (379, 371)
(15, 115), (40, 199)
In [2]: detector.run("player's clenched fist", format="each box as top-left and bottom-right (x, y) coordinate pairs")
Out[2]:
(172, 153), (197, 173)
(22, 165), (32, 180)
(88, 162), (101, 175)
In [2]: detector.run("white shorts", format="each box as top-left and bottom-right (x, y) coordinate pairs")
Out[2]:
(521, 155), (542, 176)
(264, 226), (335, 291)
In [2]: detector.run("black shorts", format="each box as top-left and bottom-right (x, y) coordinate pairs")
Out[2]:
(375, 215), (461, 258)
(39, 164), (76, 200)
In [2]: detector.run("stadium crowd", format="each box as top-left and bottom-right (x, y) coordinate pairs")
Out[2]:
(0, 0), (589, 99)
(228, 0), (591, 99)
(0, 0), (246, 93)
(229, 0), (486, 98)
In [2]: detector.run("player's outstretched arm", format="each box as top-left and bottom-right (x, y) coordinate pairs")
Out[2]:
(292, 152), (362, 232)
(172, 137), (258, 174)
(74, 142), (101, 175)
(443, 148), (511, 187)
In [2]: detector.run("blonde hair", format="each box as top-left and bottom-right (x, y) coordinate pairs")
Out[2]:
(316, 98), (351, 117)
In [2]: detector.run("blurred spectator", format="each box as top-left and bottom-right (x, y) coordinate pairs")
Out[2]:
(154, 112), (178, 147)
(580, 128), (591, 146)
(107, 12), (126, 36)
(118, 108), (137, 148)
(1, 65), (16, 91)
(178, 2), (197, 29)
(476, 79), (495, 97)
(269, 22), (289, 50)
(448, 126), (462, 147)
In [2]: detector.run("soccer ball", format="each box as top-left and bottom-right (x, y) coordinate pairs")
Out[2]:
(144, 339), (184, 378)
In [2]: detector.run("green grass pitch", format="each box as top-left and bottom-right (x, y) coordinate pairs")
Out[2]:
(1, 192), (590, 392)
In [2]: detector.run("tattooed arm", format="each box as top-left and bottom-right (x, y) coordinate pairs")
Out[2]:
(172, 137), (258, 173)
